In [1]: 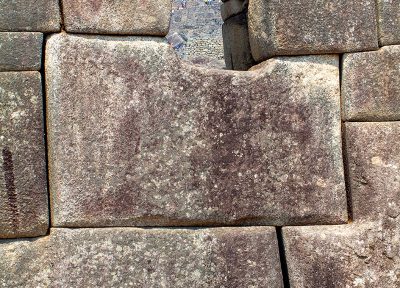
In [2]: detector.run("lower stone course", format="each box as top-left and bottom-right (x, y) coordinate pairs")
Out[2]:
(0, 227), (283, 287)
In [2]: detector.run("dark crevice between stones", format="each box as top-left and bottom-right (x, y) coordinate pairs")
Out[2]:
(276, 227), (291, 288)
(41, 35), (52, 235)
(58, 0), (65, 31)
(339, 53), (353, 222)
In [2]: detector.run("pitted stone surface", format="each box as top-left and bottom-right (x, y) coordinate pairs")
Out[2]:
(0, 32), (43, 71)
(378, 0), (400, 46)
(346, 122), (400, 222)
(46, 33), (346, 227)
(0, 0), (60, 32)
(248, 0), (379, 61)
(342, 45), (400, 121)
(62, 0), (171, 35)
(283, 223), (400, 288)
(0, 227), (283, 287)
(0, 72), (48, 238)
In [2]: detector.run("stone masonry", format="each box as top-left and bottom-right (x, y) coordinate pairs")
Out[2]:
(1, 1), (400, 287)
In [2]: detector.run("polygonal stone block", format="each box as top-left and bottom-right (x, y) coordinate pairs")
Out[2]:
(0, 72), (48, 238)
(46, 33), (347, 227)
(248, 0), (379, 61)
(377, 0), (400, 46)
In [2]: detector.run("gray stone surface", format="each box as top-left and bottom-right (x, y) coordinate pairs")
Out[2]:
(62, 0), (171, 35)
(46, 33), (346, 227)
(0, 72), (48, 238)
(0, 0), (60, 32)
(0, 227), (283, 287)
(284, 223), (400, 288)
(0, 32), (43, 71)
(248, 0), (379, 62)
(342, 45), (400, 121)
(378, 0), (400, 46)
(346, 122), (400, 223)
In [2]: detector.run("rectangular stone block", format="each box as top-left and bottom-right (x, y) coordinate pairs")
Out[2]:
(0, 72), (48, 238)
(62, 0), (172, 35)
(0, 227), (283, 287)
(0, 32), (43, 71)
(346, 122), (400, 223)
(248, 0), (379, 61)
(378, 0), (400, 46)
(283, 223), (400, 288)
(46, 33), (347, 227)
(0, 0), (61, 32)
(342, 45), (400, 121)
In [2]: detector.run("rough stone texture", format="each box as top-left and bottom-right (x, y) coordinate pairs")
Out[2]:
(46, 33), (346, 227)
(377, 0), (400, 46)
(342, 45), (400, 121)
(222, 12), (255, 70)
(0, 227), (283, 287)
(0, 0), (60, 32)
(0, 72), (48, 238)
(0, 32), (43, 71)
(346, 122), (400, 222)
(284, 223), (400, 288)
(221, 0), (248, 21)
(248, 0), (379, 62)
(62, 0), (172, 35)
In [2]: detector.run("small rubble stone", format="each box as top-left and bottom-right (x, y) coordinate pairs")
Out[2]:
(283, 223), (400, 288)
(0, 32), (43, 71)
(377, 0), (400, 46)
(62, 0), (172, 35)
(0, 227), (283, 287)
(0, 0), (61, 32)
(346, 122), (400, 222)
(0, 72), (48, 238)
(248, 0), (379, 62)
(46, 33), (346, 227)
(342, 45), (400, 121)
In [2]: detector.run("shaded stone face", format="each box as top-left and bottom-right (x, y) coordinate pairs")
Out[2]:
(342, 46), (400, 121)
(46, 33), (346, 227)
(283, 223), (400, 288)
(346, 122), (400, 223)
(377, 0), (400, 46)
(0, 32), (43, 71)
(0, 0), (60, 32)
(0, 227), (283, 287)
(0, 72), (48, 238)
(248, 0), (379, 62)
(62, 0), (172, 36)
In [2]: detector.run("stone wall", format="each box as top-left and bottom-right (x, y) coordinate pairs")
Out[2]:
(1, 0), (399, 287)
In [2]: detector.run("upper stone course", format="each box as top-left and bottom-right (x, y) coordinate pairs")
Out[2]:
(377, 0), (400, 46)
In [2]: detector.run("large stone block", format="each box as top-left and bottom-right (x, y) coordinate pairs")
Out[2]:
(62, 0), (172, 35)
(46, 33), (346, 227)
(248, 0), (379, 62)
(0, 32), (43, 71)
(342, 45), (400, 121)
(377, 0), (400, 46)
(0, 227), (283, 287)
(0, 72), (48, 238)
(283, 223), (400, 288)
(346, 122), (400, 222)
(0, 0), (60, 32)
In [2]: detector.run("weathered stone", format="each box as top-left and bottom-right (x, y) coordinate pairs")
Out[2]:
(283, 223), (400, 288)
(0, 72), (48, 238)
(342, 45), (400, 121)
(0, 227), (284, 287)
(222, 12), (255, 70)
(377, 0), (400, 46)
(0, 32), (43, 71)
(62, 0), (172, 35)
(248, 0), (379, 62)
(221, 0), (248, 21)
(346, 122), (400, 222)
(46, 33), (346, 227)
(0, 0), (60, 32)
